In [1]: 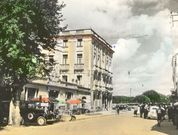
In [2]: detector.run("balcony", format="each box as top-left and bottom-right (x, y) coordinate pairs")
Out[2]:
(60, 64), (69, 71)
(74, 63), (84, 70)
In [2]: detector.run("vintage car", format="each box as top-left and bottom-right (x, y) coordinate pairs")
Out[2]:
(147, 106), (158, 119)
(72, 108), (90, 115)
(20, 98), (61, 126)
(0, 100), (10, 127)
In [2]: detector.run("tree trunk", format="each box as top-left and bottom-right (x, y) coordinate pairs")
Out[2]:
(9, 100), (22, 126)
(9, 86), (22, 126)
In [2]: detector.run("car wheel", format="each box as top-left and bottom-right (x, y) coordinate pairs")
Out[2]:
(37, 116), (46, 126)
(27, 113), (34, 120)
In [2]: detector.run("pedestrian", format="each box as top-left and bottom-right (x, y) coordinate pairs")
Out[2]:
(168, 105), (173, 122)
(172, 106), (176, 125)
(116, 106), (120, 115)
(140, 104), (145, 118)
(156, 105), (163, 127)
(143, 104), (149, 119)
(174, 104), (178, 129)
(69, 109), (76, 121)
(133, 105), (138, 116)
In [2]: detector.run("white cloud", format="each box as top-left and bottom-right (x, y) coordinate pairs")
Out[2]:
(62, 0), (175, 96)
(113, 38), (141, 61)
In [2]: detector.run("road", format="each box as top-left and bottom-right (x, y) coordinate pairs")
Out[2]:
(0, 111), (177, 135)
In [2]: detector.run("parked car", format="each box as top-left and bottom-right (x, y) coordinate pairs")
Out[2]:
(0, 100), (10, 127)
(20, 99), (60, 126)
(147, 106), (166, 119)
(72, 108), (90, 115)
(112, 104), (117, 110)
(147, 106), (158, 119)
(116, 104), (128, 110)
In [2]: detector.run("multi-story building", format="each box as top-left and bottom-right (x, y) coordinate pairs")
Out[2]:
(171, 12), (178, 99)
(172, 54), (178, 99)
(55, 29), (114, 110)
(22, 29), (114, 110)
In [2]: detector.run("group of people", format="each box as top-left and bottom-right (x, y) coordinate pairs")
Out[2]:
(133, 103), (178, 129)
(133, 104), (152, 119)
(167, 104), (178, 129)
(157, 104), (178, 128)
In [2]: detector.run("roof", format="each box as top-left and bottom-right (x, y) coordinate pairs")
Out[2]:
(58, 28), (114, 53)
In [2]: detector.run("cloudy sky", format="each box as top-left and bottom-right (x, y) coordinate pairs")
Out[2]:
(61, 0), (178, 96)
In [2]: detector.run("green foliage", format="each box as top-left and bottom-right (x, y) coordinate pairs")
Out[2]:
(142, 90), (160, 103)
(114, 90), (170, 104)
(159, 94), (170, 104)
(0, 0), (65, 86)
(132, 95), (151, 104)
(112, 96), (134, 103)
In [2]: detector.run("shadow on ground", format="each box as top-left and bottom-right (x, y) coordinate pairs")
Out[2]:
(0, 127), (5, 131)
(151, 120), (178, 135)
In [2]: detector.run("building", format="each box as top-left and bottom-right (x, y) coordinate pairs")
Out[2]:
(172, 53), (178, 99)
(22, 29), (114, 110)
(171, 12), (178, 99)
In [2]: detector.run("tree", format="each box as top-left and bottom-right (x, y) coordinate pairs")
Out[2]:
(112, 96), (134, 103)
(132, 95), (150, 104)
(159, 94), (170, 104)
(0, 0), (65, 125)
(142, 90), (160, 104)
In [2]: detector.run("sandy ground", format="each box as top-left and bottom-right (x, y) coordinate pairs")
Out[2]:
(0, 111), (177, 135)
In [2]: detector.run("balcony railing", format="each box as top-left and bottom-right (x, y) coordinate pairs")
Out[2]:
(74, 63), (84, 70)
(60, 64), (69, 71)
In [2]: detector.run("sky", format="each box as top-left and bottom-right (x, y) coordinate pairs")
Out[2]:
(61, 0), (178, 96)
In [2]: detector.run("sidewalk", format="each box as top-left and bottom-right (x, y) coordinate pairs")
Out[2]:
(151, 119), (178, 135)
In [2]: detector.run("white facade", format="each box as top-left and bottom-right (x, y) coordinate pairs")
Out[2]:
(23, 29), (114, 111)
(54, 29), (114, 110)
(171, 12), (178, 96)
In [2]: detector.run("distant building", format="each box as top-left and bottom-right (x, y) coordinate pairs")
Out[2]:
(22, 29), (114, 110)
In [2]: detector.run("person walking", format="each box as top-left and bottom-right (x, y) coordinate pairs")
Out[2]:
(133, 105), (138, 116)
(174, 105), (178, 129)
(143, 104), (149, 119)
(69, 109), (76, 121)
(116, 106), (120, 115)
(140, 104), (145, 118)
(168, 106), (173, 122)
(156, 105), (163, 127)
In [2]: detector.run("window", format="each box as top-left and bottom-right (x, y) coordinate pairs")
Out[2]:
(49, 55), (54, 64)
(77, 39), (82, 47)
(62, 75), (68, 82)
(62, 54), (68, 64)
(49, 90), (59, 99)
(77, 54), (82, 64)
(65, 92), (73, 100)
(63, 40), (68, 47)
(27, 88), (38, 100)
(102, 51), (105, 62)
(77, 75), (82, 85)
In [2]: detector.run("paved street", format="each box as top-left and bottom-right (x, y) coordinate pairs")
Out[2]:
(0, 111), (178, 135)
